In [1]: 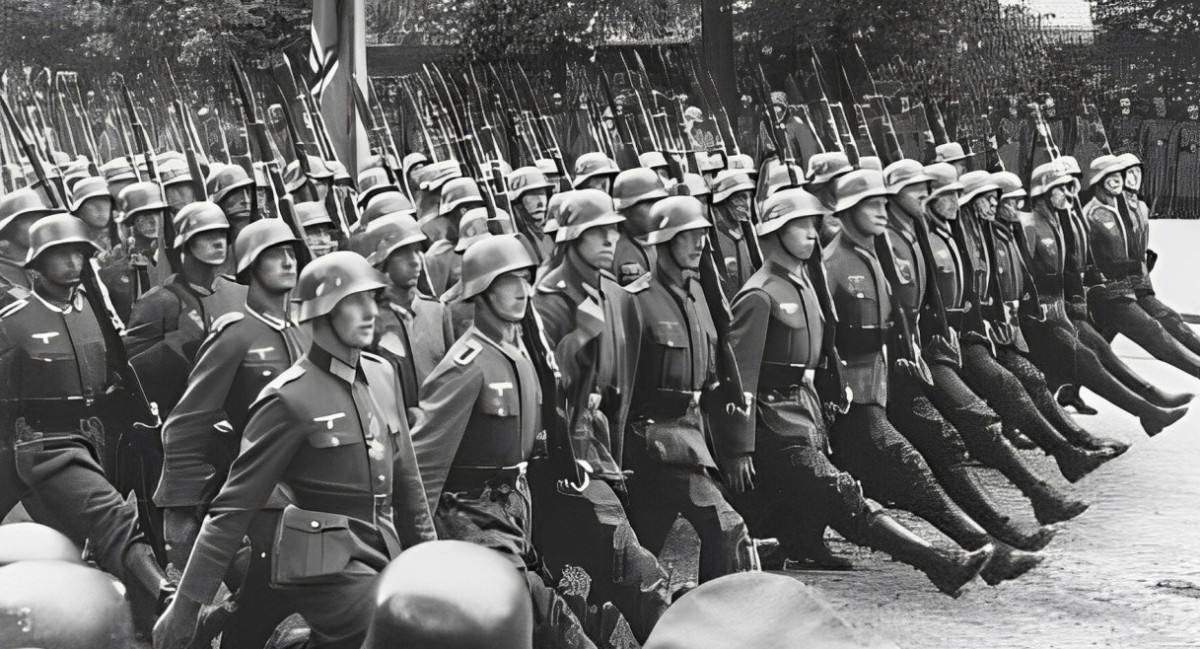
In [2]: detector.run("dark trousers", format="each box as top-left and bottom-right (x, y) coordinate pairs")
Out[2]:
(220, 510), (297, 649)
(1138, 291), (1200, 357)
(530, 466), (671, 644)
(623, 442), (752, 584)
(436, 482), (596, 649)
(1025, 314), (1163, 418)
(994, 346), (1098, 447)
(957, 341), (1080, 460)
(828, 404), (989, 550)
(1090, 297), (1200, 377)
(1, 437), (143, 579)
(278, 560), (377, 649)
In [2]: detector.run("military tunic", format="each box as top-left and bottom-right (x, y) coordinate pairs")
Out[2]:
(612, 228), (654, 286)
(622, 264), (753, 583)
(178, 345), (434, 649)
(371, 289), (455, 410)
(0, 290), (146, 583)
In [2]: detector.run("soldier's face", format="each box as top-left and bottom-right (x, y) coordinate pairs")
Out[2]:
(929, 193), (960, 221)
(305, 225), (337, 258)
(221, 189), (253, 220)
(76, 197), (113, 229)
(384, 243), (423, 289)
(998, 198), (1022, 222)
(895, 182), (929, 217)
(252, 244), (298, 293)
(1103, 173), (1124, 196)
(133, 211), (161, 239)
(845, 197), (888, 237)
(580, 175), (612, 193)
(1125, 167), (1142, 192)
(484, 269), (532, 323)
(971, 193), (998, 221)
(668, 229), (708, 271)
(329, 291), (379, 348)
(779, 217), (819, 261)
(521, 191), (549, 226)
(724, 192), (752, 219)
(34, 245), (86, 288)
(187, 230), (229, 267)
(575, 224), (619, 270)
(1049, 186), (1071, 210)
(164, 184), (197, 212)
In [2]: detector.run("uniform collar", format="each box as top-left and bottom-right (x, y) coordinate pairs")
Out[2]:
(247, 305), (293, 331)
(33, 285), (87, 314)
(309, 343), (362, 385)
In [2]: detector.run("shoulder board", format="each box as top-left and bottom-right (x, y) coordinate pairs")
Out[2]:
(265, 364), (306, 391)
(360, 350), (387, 366)
(454, 339), (484, 366)
(622, 273), (652, 294)
(0, 298), (29, 320)
(414, 292), (440, 304)
(210, 311), (245, 335)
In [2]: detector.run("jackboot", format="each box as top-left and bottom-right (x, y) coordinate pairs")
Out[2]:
(1055, 385), (1098, 415)
(978, 436), (1090, 524)
(1141, 404), (1189, 438)
(940, 466), (1056, 552)
(122, 543), (176, 639)
(861, 512), (992, 598)
(980, 541), (1043, 585)
(1053, 444), (1112, 483)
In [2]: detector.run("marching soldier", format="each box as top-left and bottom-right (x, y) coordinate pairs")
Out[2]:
(295, 201), (341, 258)
(0, 214), (174, 637)
(620, 195), (755, 583)
(425, 177), (485, 295)
(572, 152), (621, 193)
(69, 176), (117, 252)
(532, 189), (674, 643)
(1019, 163), (1190, 435)
(155, 219), (307, 649)
(205, 165), (256, 242)
(508, 166), (557, 264)
(366, 211), (456, 409)
(154, 251), (436, 649)
(708, 169), (758, 295)
(0, 188), (57, 308)
(102, 181), (174, 321)
(611, 168), (669, 286)
(727, 187), (996, 593)
(125, 201), (246, 415)
(410, 235), (597, 649)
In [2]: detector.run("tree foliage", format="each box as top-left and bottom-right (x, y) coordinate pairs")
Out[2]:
(1094, 0), (1200, 105)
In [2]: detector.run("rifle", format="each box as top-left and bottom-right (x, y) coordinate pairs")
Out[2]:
(598, 69), (640, 169)
(165, 64), (209, 202)
(120, 77), (183, 275)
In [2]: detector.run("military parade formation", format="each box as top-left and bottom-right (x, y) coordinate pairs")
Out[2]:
(0, 38), (1196, 649)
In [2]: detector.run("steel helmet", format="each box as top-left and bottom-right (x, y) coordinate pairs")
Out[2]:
(992, 171), (1027, 200)
(295, 250), (389, 322)
(757, 188), (829, 236)
(507, 166), (554, 203)
(958, 170), (1001, 207)
(542, 191), (563, 235)
(438, 177), (484, 216)
(456, 208), (515, 253)
(0, 561), (134, 649)
(728, 153), (757, 176)
(99, 157), (137, 184)
(0, 187), (56, 236)
(859, 155), (883, 171)
(117, 181), (169, 223)
(1086, 154), (1127, 190)
(172, 201), (229, 249)
(235, 218), (300, 276)
(883, 159), (932, 194)
(934, 141), (972, 163)
(639, 151), (669, 170)
(0, 522), (81, 566)
(925, 163), (964, 199)
(612, 168), (668, 211)
(763, 161), (807, 198)
(711, 170), (756, 204)
(1057, 155), (1083, 177)
(283, 158), (310, 193)
(295, 201), (334, 229)
(357, 167), (400, 206)
(459, 234), (537, 301)
(697, 151), (725, 172)
(806, 152), (852, 185)
(572, 152), (620, 188)
(643, 195), (711, 245)
(554, 189), (625, 243)
(362, 191), (417, 228)
(831, 169), (889, 213)
(534, 158), (559, 177)
(417, 160), (463, 192)
(681, 173), (711, 198)
(68, 176), (113, 213)
(362, 541), (533, 649)
(1030, 162), (1075, 198)
(366, 213), (428, 267)
(159, 158), (193, 187)
(206, 164), (255, 205)
(24, 213), (102, 267)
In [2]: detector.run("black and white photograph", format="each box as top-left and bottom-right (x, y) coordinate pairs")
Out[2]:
(0, 0), (1197, 647)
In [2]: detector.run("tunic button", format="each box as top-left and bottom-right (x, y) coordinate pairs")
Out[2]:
(497, 408), (506, 416)
(330, 437), (340, 447)
(310, 521), (320, 529)
(856, 292), (864, 298)
(377, 474), (386, 482)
